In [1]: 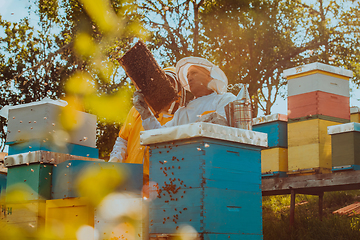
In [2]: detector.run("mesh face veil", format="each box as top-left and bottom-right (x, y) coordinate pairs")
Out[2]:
(175, 57), (228, 95)
(164, 67), (187, 114)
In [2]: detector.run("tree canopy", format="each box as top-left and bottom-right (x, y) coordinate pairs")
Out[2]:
(1, 0), (360, 157)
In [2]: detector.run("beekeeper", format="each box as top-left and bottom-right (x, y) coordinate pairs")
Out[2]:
(134, 57), (236, 130)
(109, 67), (189, 191)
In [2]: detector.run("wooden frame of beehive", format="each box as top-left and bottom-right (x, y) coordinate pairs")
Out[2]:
(118, 41), (178, 117)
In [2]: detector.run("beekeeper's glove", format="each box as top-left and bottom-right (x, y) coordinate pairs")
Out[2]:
(133, 90), (152, 120)
(196, 112), (229, 126)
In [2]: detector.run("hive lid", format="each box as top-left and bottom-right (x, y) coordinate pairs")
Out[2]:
(283, 62), (353, 79)
(140, 122), (268, 147)
(327, 122), (360, 135)
(4, 150), (103, 167)
(252, 113), (288, 125)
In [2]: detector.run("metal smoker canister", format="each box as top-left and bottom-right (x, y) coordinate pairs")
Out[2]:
(225, 86), (252, 130)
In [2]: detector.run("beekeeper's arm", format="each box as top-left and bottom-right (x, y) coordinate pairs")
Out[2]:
(133, 90), (163, 130)
(109, 137), (127, 162)
(109, 107), (138, 162)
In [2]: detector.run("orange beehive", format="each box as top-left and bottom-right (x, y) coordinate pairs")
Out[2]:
(288, 91), (350, 121)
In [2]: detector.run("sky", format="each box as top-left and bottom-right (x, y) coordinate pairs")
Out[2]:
(1, 0), (360, 117)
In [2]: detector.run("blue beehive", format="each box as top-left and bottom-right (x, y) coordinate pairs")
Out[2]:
(0, 173), (6, 195)
(6, 163), (53, 201)
(252, 114), (288, 148)
(8, 140), (98, 158)
(141, 123), (267, 239)
(51, 160), (143, 199)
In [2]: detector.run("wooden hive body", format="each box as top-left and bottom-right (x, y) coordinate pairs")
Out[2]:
(350, 107), (360, 123)
(6, 163), (53, 201)
(287, 70), (349, 97)
(287, 119), (342, 172)
(287, 91), (350, 120)
(148, 137), (263, 239)
(328, 123), (360, 169)
(51, 160), (143, 199)
(5, 200), (46, 233)
(252, 121), (287, 148)
(6, 103), (97, 148)
(261, 147), (288, 173)
(45, 198), (94, 239)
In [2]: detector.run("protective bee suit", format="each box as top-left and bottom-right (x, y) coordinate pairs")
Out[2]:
(109, 67), (187, 178)
(138, 57), (236, 130)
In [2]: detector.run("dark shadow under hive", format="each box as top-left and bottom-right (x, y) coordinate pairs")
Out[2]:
(118, 41), (178, 117)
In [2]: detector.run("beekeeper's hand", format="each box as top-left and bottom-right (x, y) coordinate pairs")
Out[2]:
(133, 90), (152, 120)
(196, 112), (229, 126)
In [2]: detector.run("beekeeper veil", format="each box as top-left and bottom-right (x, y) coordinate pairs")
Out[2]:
(175, 57), (228, 94)
(164, 67), (187, 114)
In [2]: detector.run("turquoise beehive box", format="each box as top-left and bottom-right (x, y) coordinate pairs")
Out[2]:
(51, 160), (143, 199)
(141, 122), (267, 240)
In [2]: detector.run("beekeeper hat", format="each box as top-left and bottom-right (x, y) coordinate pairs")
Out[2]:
(175, 57), (228, 94)
(164, 67), (187, 114)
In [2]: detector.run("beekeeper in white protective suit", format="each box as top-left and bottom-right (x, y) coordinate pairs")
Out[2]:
(133, 57), (236, 129)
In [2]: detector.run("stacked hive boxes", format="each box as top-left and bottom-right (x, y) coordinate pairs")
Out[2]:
(47, 160), (143, 240)
(141, 122), (267, 239)
(2, 99), (99, 233)
(328, 122), (360, 171)
(2, 99), (145, 239)
(283, 62), (353, 175)
(253, 114), (288, 177)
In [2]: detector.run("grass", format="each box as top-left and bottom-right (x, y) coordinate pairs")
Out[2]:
(263, 190), (360, 240)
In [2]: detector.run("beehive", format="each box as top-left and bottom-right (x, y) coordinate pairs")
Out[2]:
(252, 114), (288, 176)
(252, 113), (288, 148)
(51, 160), (143, 199)
(0, 173), (6, 195)
(286, 68), (350, 97)
(6, 101), (97, 148)
(328, 122), (360, 170)
(288, 119), (342, 172)
(119, 40), (178, 116)
(283, 62), (352, 93)
(94, 197), (143, 240)
(6, 164), (53, 201)
(141, 122), (267, 239)
(261, 147), (288, 174)
(350, 106), (360, 123)
(287, 91), (350, 121)
(45, 198), (94, 239)
(5, 200), (46, 232)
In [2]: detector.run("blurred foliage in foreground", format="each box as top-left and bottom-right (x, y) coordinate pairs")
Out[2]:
(263, 190), (360, 240)
(2, 0), (360, 157)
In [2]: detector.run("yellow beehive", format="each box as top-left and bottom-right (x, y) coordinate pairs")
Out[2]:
(351, 106), (360, 123)
(5, 200), (46, 232)
(45, 198), (94, 239)
(288, 119), (341, 172)
(261, 147), (288, 173)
